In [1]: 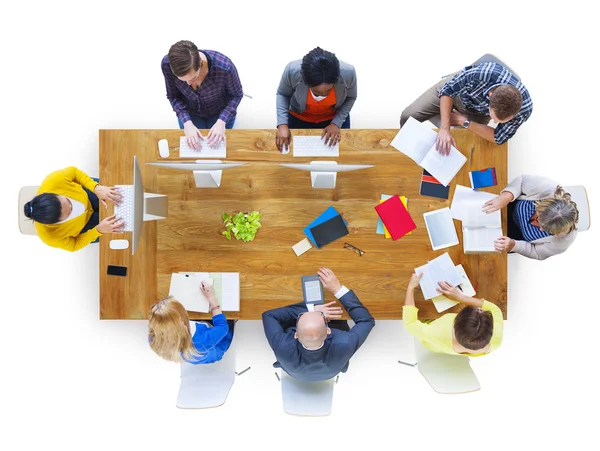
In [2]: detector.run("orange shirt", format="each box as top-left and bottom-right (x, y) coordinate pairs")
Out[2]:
(290, 88), (337, 123)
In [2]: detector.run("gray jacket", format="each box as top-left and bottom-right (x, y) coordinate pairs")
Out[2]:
(502, 175), (578, 260)
(276, 59), (357, 128)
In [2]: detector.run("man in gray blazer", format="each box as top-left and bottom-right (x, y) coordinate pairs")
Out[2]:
(275, 47), (357, 152)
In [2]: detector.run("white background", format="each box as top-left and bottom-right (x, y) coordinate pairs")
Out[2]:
(1, 1), (598, 450)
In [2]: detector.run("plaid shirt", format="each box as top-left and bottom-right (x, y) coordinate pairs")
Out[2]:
(439, 62), (532, 144)
(161, 49), (243, 124)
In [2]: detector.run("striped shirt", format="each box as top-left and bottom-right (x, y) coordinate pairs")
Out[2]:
(513, 200), (550, 242)
(439, 62), (533, 145)
(161, 50), (243, 125)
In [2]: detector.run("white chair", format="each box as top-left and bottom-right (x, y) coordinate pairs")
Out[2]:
(176, 334), (238, 409)
(18, 186), (40, 236)
(280, 371), (335, 416)
(413, 338), (480, 394)
(565, 185), (590, 232)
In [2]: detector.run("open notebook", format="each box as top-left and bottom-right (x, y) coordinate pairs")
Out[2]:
(451, 185), (502, 253)
(391, 117), (466, 186)
(415, 253), (462, 300)
(431, 264), (476, 312)
(169, 272), (240, 312)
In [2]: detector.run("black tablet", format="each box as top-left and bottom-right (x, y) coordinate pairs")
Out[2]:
(301, 275), (324, 305)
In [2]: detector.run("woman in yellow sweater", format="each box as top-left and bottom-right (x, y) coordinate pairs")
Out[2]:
(403, 273), (503, 356)
(24, 166), (124, 252)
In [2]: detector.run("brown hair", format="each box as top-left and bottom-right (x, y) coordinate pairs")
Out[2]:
(168, 40), (201, 77)
(489, 85), (523, 121)
(453, 306), (494, 351)
(536, 186), (579, 236)
(148, 297), (202, 362)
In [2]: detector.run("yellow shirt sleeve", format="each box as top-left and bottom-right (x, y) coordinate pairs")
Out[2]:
(64, 166), (98, 192)
(482, 300), (504, 351)
(37, 226), (101, 252)
(402, 305), (430, 339)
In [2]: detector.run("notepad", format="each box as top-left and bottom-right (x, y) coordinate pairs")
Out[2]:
(292, 238), (313, 256)
(415, 253), (462, 300)
(177, 272), (240, 311)
(374, 195), (416, 240)
(432, 264), (476, 312)
(469, 167), (497, 189)
(391, 117), (466, 186)
(169, 273), (212, 313)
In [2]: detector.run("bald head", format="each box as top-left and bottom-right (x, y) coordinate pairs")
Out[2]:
(295, 312), (329, 349)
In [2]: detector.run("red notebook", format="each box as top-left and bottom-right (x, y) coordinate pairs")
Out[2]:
(374, 194), (416, 240)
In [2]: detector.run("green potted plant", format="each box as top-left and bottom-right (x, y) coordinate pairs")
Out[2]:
(221, 210), (262, 242)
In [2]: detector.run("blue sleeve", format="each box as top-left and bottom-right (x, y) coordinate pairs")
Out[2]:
(192, 314), (229, 349)
(338, 290), (375, 352)
(262, 302), (307, 352)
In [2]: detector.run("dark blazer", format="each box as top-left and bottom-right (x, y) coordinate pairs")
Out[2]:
(262, 290), (375, 382)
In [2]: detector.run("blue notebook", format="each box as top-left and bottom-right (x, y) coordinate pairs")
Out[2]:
(304, 206), (348, 246)
(469, 167), (497, 189)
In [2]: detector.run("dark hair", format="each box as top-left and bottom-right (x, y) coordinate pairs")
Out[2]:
(301, 47), (340, 87)
(24, 193), (62, 224)
(453, 306), (494, 351)
(490, 85), (523, 121)
(168, 40), (201, 77)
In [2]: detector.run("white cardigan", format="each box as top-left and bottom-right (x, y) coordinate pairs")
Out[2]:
(502, 175), (578, 260)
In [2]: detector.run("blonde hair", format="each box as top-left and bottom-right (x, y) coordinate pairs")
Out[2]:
(148, 297), (202, 362)
(536, 186), (579, 236)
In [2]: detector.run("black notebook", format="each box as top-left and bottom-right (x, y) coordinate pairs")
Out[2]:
(309, 214), (349, 248)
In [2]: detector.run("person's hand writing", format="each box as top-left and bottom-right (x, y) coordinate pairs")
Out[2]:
(435, 128), (457, 156)
(407, 272), (423, 291)
(206, 119), (226, 148)
(494, 236), (515, 253)
(183, 121), (204, 150)
(436, 281), (462, 300)
(96, 214), (124, 234)
(94, 185), (122, 209)
(314, 301), (343, 320)
(317, 267), (342, 294)
(276, 125), (291, 152)
(321, 123), (341, 147)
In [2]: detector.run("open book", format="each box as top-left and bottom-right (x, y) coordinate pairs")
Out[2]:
(415, 253), (462, 300)
(391, 117), (466, 187)
(432, 264), (476, 312)
(451, 185), (502, 253)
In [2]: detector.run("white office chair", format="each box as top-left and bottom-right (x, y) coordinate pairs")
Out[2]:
(565, 185), (591, 232)
(18, 186), (40, 236)
(413, 338), (481, 394)
(279, 371), (336, 416)
(176, 334), (238, 409)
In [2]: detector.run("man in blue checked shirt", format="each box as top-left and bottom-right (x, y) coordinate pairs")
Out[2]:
(400, 62), (532, 154)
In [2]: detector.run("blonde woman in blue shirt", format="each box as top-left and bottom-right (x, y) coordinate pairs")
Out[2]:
(148, 282), (233, 364)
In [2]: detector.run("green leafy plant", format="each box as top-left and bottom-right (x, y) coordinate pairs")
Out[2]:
(221, 210), (262, 242)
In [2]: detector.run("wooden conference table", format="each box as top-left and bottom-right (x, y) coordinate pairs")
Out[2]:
(99, 129), (507, 320)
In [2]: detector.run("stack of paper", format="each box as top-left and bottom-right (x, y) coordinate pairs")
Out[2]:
(376, 194), (411, 238)
(432, 264), (476, 312)
(391, 117), (466, 187)
(451, 185), (502, 253)
(374, 195), (416, 240)
(415, 253), (462, 300)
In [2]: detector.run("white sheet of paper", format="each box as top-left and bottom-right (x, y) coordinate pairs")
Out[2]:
(415, 253), (462, 300)
(219, 273), (240, 311)
(390, 116), (436, 164)
(451, 185), (497, 221)
(463, 226), (502, 252)
(432, 264), (476, 312)
(179, 136), (227, 158)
